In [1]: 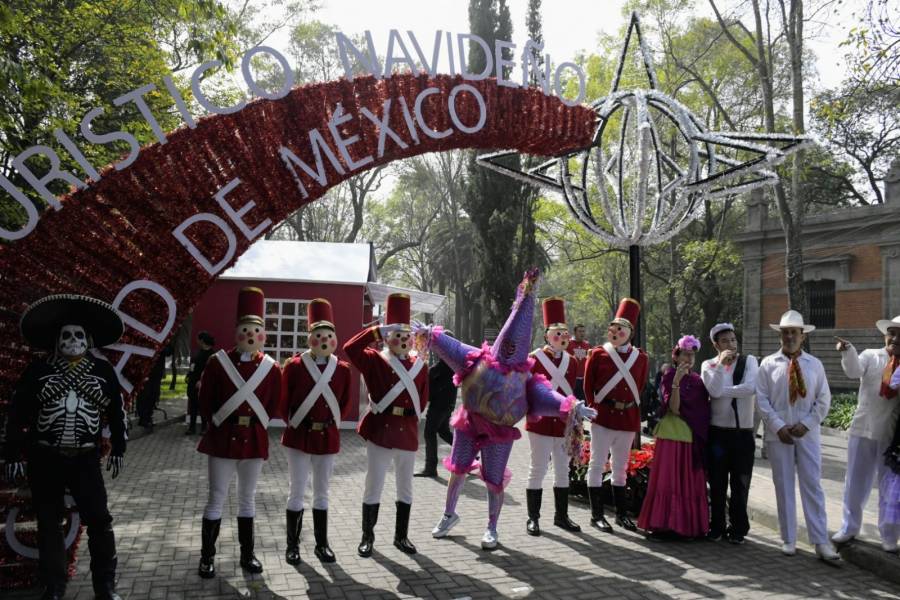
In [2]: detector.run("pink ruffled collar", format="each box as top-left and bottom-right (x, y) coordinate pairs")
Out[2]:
(452, 342), (535, 386)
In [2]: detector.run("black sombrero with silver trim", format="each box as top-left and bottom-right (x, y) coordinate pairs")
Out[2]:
(20, 294), (125, 350)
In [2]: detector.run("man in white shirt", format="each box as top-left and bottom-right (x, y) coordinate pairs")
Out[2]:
(756, 310), (839, 562)
(832, 315), (900, 552)
(701, 323), (759, 544)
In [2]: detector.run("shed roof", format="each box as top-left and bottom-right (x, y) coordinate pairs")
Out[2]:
(220, 240), (375, 285)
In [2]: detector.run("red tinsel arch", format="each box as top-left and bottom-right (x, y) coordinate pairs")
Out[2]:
(0, 73), (595, 402)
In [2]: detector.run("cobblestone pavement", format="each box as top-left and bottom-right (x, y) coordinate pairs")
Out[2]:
(11, 424), (900, 600)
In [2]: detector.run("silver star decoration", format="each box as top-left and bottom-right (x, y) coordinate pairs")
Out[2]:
(478, 11), (814, 247)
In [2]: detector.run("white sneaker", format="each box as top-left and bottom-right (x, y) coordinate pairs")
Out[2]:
(815, 543), (841, 562)
(481, 527), (499, 550)
(432, 513), (460, 538)
(781, 542), (796, 556)
(831, 530), (855, 544)
(882, 541), (899, 554)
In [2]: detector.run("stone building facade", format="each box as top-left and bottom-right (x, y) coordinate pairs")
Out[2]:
(736, 158), (900, 390)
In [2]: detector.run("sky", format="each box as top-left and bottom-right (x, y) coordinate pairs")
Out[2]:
(277, 0), (857, 91)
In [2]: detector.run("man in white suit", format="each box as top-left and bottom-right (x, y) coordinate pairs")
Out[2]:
(756, 310), (839, 562)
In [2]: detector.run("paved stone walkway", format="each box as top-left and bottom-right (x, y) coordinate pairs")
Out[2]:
(8, 423), (900, 599)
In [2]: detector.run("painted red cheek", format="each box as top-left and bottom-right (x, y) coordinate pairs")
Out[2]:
(389, 338), (400, 346)
(256, 333), (265, 342)
(329, 339), (337, 348)
(237, 333), (246, 342)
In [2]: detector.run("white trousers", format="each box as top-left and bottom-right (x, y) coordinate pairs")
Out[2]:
(286, 447), (336, 511)
(839, 434), (898, 544)
(527, 431), (570, 489)
(362, 442), (415, 505)
(767, 433), (829, 544)
(203, 456), (264, 520)
(587, 424), (635, 487)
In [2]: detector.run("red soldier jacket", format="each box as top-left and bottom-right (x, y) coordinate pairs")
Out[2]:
(567, 339), (592, 379)
(343, 327), (428, 452)
(280, 353), (353, 455)
(197, 349), (281, 460)
(526, 347), (578, 437)
(584, 343), (649, 432)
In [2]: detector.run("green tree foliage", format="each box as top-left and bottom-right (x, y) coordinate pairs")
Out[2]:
(463, 0), (543, 339)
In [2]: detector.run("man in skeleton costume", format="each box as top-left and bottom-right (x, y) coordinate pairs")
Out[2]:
(196, 287), (281, 578)
(280, 298), (351, 564)
(3, 294), (127, 600)
(583, 298), (649, 533)
(343, 293), (428, 558)
(524, 297), (581, 535)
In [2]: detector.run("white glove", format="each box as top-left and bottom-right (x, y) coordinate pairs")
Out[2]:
(891, 365), (900, 390)
(574, 401), (597, 421)
(378, 323), (405, 339)
(106, 455), (125, 479)
(5, 461), (25, 483)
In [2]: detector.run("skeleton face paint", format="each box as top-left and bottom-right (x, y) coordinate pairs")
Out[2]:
(545, 326), (571, 352)
(235, 321), (265, 354)
(58, 325), (88, 358)
(308, 326), (337, 358)
(387, 329), (412, 357)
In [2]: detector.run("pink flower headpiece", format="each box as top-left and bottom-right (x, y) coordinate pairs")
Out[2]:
(672, 334), (701, 361)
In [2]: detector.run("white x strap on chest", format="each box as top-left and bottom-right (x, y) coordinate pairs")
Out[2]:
(290, 352), (341, 428)
(212, 350), (274, 428)
(594, 342), (640, 405)
(533, 350), (573, 397)
(370, 349), (424, 419)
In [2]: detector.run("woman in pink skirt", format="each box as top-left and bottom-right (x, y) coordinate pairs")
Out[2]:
(638, 335), (710, 539)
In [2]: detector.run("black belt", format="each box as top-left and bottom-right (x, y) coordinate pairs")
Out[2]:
(601, 399), (636, 410)
(710, 425), (754, 432)
(37, 442), (96, 457)
(301, 419), (335, 431)
(226, 414), (259, 426)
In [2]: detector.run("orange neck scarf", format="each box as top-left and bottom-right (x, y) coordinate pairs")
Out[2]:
(882, 354), (899, 400)
(783, 349), (806, 405)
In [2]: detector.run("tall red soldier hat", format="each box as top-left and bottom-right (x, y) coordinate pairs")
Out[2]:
(237, 287), (265, 326)
(542, 297), (567, 330)
(610, 297), (640, 330)
(385, 293), (412, 331)
(307, 298), (335, 332)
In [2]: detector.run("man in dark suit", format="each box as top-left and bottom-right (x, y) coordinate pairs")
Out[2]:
(186, 331), (215, 434)
(416, 333), (457, 478)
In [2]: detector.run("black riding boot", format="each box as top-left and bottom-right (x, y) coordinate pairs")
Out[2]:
(613, 485), (637, 531)
(198, 518), (220, 578)
(588, 486), (613, 532)
(553, 487), (581, 532)
(393, 501), (417, 554)
(313, 508), (335, 562)
(285, 509), (303, 565)
(237, 516), (263, 573)
(525, 488), (542, 536)
(358, 503), (379, 558)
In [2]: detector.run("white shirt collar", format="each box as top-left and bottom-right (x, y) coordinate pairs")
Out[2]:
(239, 351), (254, 362)
(616, 343), (632, 354)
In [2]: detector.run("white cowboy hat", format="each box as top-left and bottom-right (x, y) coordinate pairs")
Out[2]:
(877, 315), (900, 335)
(769, 309), (816, 333)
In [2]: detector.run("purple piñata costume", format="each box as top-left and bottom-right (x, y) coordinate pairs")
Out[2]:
(418, 270), (580, 537)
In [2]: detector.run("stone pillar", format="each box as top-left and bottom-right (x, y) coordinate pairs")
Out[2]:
(886, 157), (900, 205)
(745, 187), (768, 230)
(742, 256), (764, 358)
(883, 244), (900, 318)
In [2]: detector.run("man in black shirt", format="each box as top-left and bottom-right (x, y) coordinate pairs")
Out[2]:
(185, 331), (215, 434)
(415, 334), (457, 478)
(4, 294), (127, 600)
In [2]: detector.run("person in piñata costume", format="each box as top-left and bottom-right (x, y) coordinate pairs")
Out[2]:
(280, 298), (351, 564)
(583, 298), (649, 533)
(196, 287), (281, 578)
(524, 297), (581, 535)
(416, 270), (596, 550)
(4, 294), (127, 600)
(343, 293), (428, 558)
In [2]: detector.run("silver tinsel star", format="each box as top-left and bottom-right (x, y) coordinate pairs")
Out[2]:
(478, 11), (813, 247)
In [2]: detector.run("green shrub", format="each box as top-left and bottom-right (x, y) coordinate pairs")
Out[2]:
(823, 392), (858, 430)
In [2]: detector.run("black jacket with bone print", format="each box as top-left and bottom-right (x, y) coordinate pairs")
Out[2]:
(3, 354), (126, 462)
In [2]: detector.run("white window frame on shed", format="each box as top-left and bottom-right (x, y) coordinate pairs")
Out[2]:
(264, 298), (310, 364)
